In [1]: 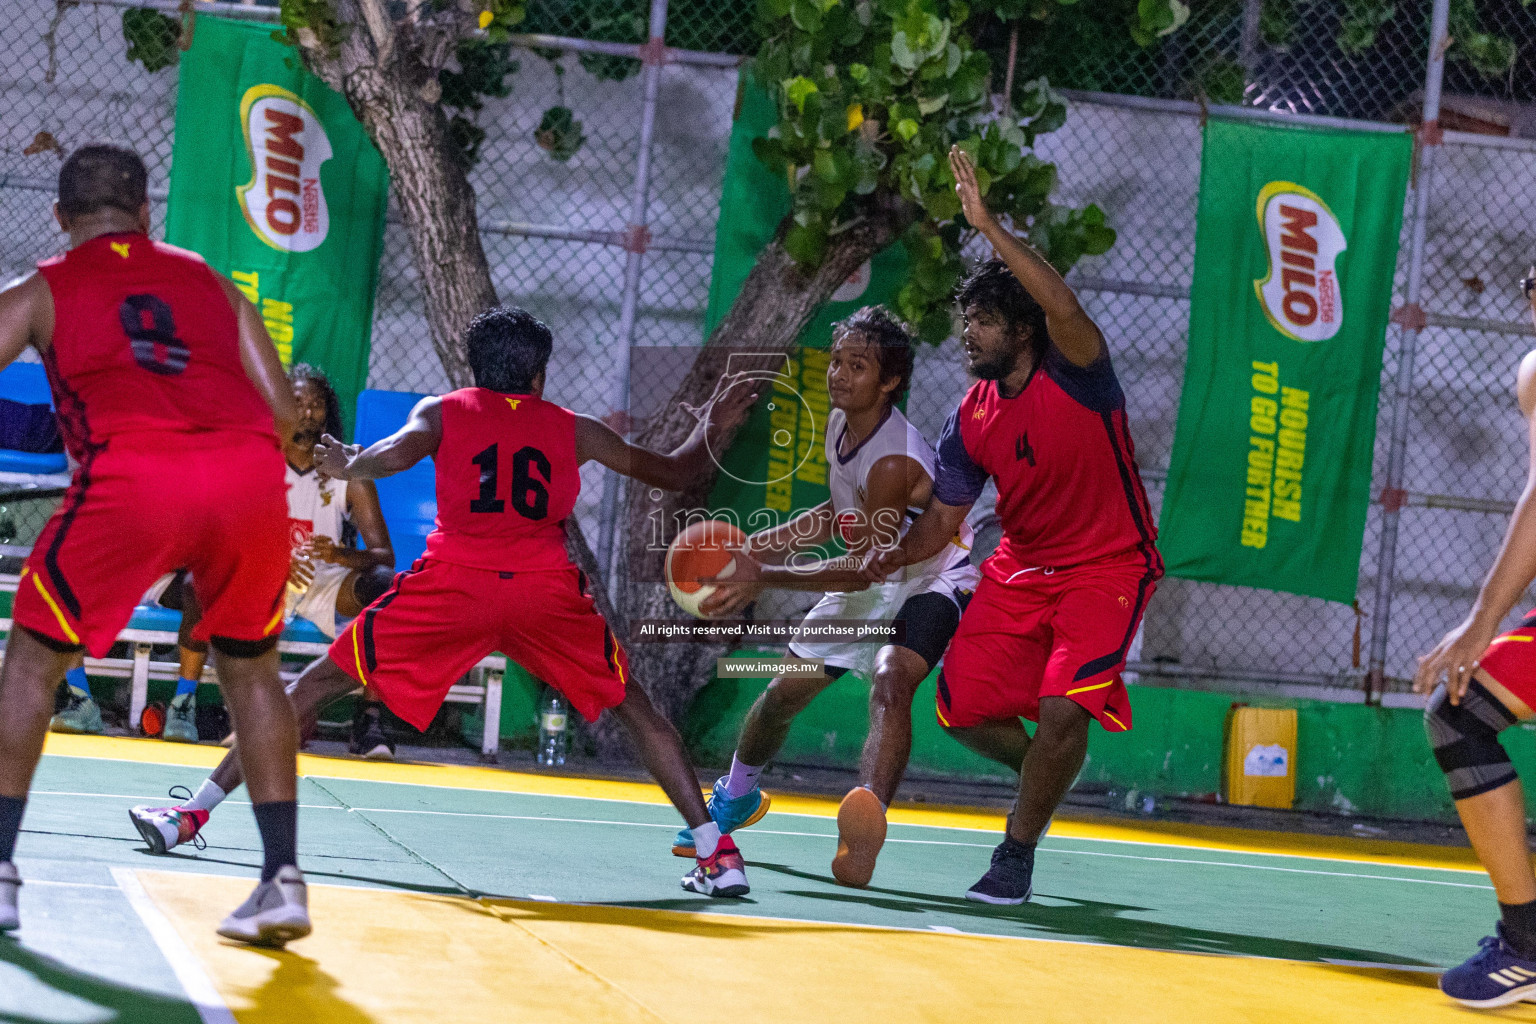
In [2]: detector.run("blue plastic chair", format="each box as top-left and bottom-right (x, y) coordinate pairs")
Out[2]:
(0, 362), (66, 475)
(355, 389), (436, 572)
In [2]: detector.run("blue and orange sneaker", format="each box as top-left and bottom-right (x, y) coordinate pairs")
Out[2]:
(1439, 926), (1536, 1008)
(681, 835), (750, 898)
(671, 778), (773, 857)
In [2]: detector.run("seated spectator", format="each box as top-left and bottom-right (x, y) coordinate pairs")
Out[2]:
(50, 366), (397, 753)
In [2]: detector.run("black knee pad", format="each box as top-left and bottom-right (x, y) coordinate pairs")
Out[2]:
(352, 566), (395, 608)
(210, 634), (279, 659)
(1425, 680), (1519, 800)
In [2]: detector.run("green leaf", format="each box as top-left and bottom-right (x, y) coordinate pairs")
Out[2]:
(784, 75), (821, 112)
(122, 9), (181, 73)
(895, 118), (921, 141)
(813, 149), (840, 181)
(791, 0), (824, 32)
(916, 92), (949, 115)
(534, 106), (585, 162)
(752, 136), (792, 176)
(785, 220), (829, 265)
(849, 62), (870, 83)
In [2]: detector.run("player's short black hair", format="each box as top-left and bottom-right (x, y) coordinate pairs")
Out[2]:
(56, 144), (148, 220)
(956, 259), (1050, 363)
(831, 305), (915, 406)
(290, 363), (345, 440)
(466, 306), (553, 393)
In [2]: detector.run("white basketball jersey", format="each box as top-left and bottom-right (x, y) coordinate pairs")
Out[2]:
(825, 406), (973, 580)
(285, 464), (346, 558)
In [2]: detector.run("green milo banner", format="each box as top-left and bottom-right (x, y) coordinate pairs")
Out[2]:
(705, 75), (908, 525)
(1158, 120), (1411, 603)
(165, 16), (389, 433)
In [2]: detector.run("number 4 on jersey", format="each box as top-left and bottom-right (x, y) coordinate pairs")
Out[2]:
(470, 443), (551, 520)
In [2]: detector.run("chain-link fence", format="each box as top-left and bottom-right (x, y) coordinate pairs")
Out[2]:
(2, 0), (1533, 703)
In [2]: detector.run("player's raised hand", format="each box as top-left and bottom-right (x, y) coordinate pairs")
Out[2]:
(314, 433), (360, 479)
(686, 372), (759, 439)
(949, 145), (995, 232)
(1414, 617), (1496, 705)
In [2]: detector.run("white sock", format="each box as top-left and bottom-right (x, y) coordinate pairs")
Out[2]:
(183, 779), (227, 813)
(724, 754), (763, 798)
(693, 821), (721, 859)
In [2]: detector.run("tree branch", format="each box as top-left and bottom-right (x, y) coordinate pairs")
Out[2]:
(355, 0), (395, 64)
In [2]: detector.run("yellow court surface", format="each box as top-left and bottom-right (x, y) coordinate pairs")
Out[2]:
(3, 734), (1525, 1023)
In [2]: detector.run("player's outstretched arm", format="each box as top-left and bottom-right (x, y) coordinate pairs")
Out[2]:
(575, 372), (759, 490)
(0, 274), (52, 371)
(865, 495), (972, 582)
(949, 146), (1105, 368)
(1416, 349), (1536, 704)
(315, 397), (442, 481)
(219, 275), (299, 441)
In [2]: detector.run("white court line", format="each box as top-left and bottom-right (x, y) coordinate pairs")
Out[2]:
(33, 790), (344, 811)
(111, 867), (238, 1024)
(345, 806), (1492, 890)
(44, 755), (1486, 877)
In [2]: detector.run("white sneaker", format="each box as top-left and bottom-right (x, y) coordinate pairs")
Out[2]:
(0, 861), (18, 931)
(216, 866), (310, 946)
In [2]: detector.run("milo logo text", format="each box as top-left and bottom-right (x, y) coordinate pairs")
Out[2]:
(236, 84), (332, 253)
(1253, 182), (1347, 343)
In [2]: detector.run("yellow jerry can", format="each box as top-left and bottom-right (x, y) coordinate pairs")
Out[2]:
(1223, 705), (1298, 809)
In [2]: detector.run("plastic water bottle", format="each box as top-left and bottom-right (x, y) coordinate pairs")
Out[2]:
(537, 692), (568, 767)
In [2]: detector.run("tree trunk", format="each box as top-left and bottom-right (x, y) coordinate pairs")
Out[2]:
(294, 2), (493, 388)
(599, 208), (912, 751)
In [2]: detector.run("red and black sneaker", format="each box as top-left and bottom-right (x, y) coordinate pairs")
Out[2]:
(681, 835), (750, 898)
(129, 794), (208, 854)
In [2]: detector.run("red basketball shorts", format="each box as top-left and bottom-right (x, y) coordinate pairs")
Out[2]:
(1475, 611), (1536, 715)
(14, 432), (289, 657)
(329, 560), (630, 730)
(936, 558), (1158, 733)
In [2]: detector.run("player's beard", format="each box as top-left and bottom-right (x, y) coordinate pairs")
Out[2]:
(291, 426), (322, 449)
(970, 348), (1019, 380)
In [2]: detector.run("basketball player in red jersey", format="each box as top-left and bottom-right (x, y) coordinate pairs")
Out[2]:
(868, 147), (1162, 905)
(161, 306), (763, 897)
(0, 145), (309, 943)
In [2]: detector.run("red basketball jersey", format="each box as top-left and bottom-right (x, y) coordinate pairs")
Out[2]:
(424, 388), (579, 573)
(933, 346), (1161, 581)
(35, 232), (275, 460)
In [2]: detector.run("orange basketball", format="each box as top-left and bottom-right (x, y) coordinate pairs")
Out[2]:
(665, 519), (747, 619)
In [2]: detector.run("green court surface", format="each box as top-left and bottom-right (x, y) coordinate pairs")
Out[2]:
(1, 735), (1529, 1023)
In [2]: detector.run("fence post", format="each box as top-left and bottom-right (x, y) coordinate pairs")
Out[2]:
(596, 0), (670, 602)
(1363, 0), (1450, 702)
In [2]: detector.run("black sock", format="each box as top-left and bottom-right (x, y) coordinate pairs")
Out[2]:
(0, 796), (25, 863)
(1501, 901), (1536, 958)
(252, 800), (297, 882)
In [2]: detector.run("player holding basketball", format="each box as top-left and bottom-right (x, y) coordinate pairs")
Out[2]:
(678, 305), (979, 887)
(866, 146), (1162, 905)
(133, 306), (763, 897)
(1414, 265), (1536, 1009)
(0, 145), (308, 943)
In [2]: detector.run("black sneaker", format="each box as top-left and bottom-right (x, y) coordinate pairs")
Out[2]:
(350, 703), (395, 761)
(965, 834), (1035, 905)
